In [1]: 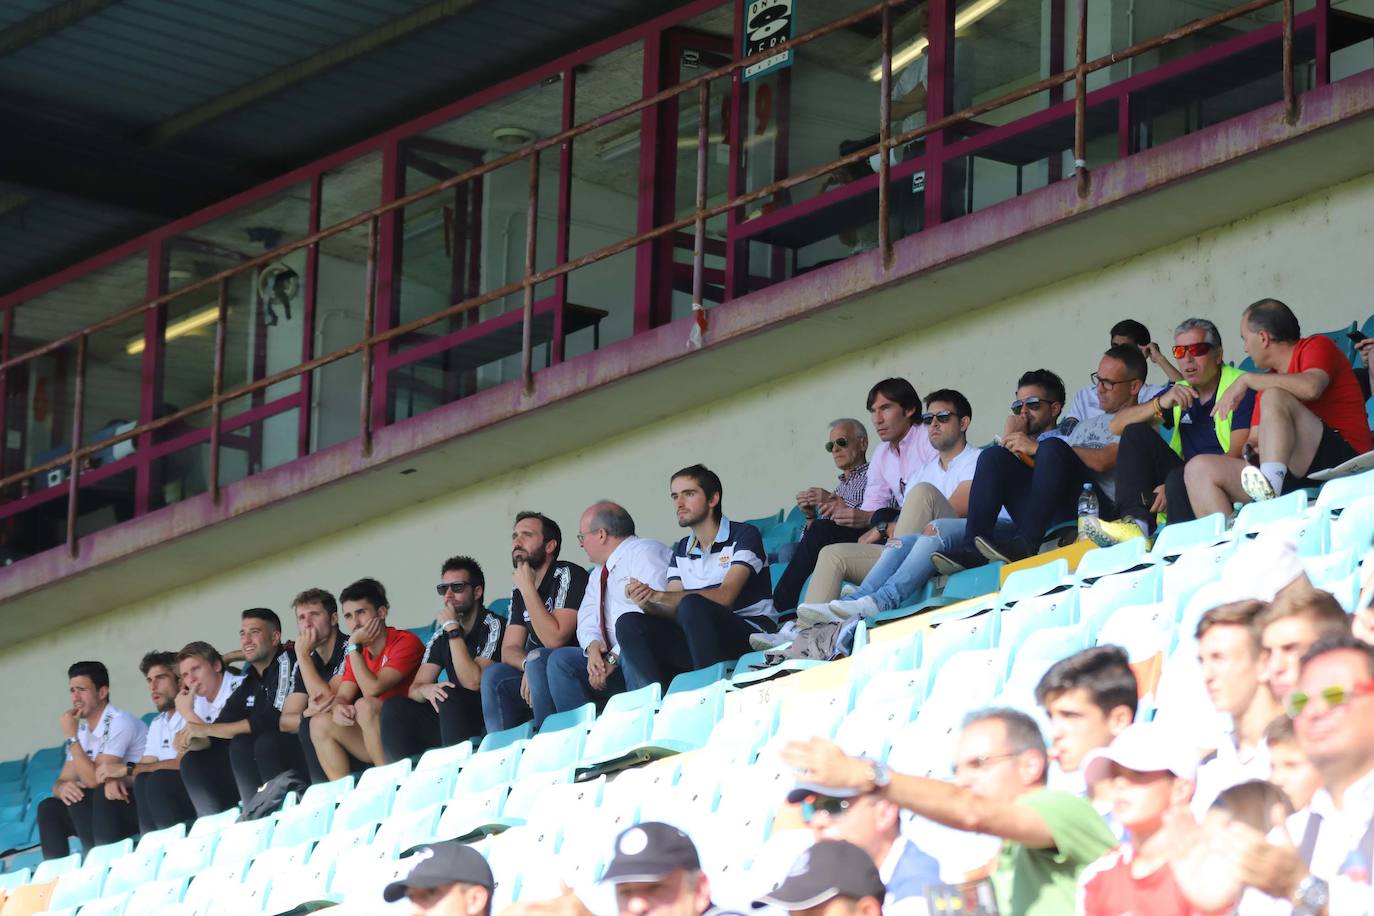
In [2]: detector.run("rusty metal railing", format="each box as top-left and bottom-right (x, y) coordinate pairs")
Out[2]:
(0, 0), (1297, 558)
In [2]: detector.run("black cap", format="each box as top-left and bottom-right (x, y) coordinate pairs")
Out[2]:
(382, 840), (495, 902)
(754, 841), (886, 910)
(600, 822), (701, 883)
(785, 782), (865, 803)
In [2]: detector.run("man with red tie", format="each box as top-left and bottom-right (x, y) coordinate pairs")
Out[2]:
(546, 501), (672, 711)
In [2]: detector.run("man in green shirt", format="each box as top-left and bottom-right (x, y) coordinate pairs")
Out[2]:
(783, 707), (1116, 916)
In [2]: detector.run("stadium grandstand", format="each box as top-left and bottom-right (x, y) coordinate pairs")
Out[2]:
(1, 0), (1374, 914)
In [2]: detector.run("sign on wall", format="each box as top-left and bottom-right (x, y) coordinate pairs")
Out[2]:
(742, 0), (794, 82)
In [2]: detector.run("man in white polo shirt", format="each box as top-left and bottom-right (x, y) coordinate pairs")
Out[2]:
(547, 501), (672, 710)
(620, 464), (775, 690)
(128, 650), (196, 833)
(172, 641), (246, 816)
(35, 661), (147, 859)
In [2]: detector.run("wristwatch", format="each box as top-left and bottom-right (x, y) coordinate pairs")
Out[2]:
(444, 624), (462, 638)
(861, 756), (891, 792)
(344, 642), (360, 655)
(875, 521), (889, 538)
(63, 737), (77, 750)
(1291, 875), (1329, 916)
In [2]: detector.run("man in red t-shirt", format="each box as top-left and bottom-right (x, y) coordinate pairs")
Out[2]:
(310, 577), (423, 780)
(1187, 299), (1373, 517)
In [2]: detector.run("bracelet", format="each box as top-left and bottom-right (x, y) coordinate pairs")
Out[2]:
(1151, 397), (1164, 419)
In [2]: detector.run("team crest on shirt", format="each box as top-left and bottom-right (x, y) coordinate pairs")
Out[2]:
(718, 550), (732, 567)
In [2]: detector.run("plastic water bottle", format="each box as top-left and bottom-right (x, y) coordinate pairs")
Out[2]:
(1076, 483), (1099, 541)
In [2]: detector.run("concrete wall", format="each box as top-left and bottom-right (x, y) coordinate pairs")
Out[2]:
(3, 166), (1372, 752)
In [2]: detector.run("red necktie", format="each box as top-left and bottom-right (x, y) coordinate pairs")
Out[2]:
(598, 564), (611, 649)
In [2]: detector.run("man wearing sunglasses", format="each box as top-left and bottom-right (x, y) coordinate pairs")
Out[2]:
(1216, 634), (1374, 915)
(380, 556), (505, 763)
(1090, 318), (1256, 546)
(1186, 298), (1373, 517)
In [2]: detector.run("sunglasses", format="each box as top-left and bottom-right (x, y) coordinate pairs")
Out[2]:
(1172, 342), (1215, 359)
(1010, 397), (1049, 415)
(921, 411), (956, 424)
(1287, 680), (1374, 717)
(435, 582), (473, 596)
(798, 794), (855, 822)
(824, 437), (850, 453)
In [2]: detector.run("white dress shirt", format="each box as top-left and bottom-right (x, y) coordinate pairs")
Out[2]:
(1280, 767), (1374, 915)
(577, 536), (673, 656)
(193, 671), (245, 723)
(1191, 734), (1271, 818)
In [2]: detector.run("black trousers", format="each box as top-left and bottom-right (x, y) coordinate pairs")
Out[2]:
(1114, 422), (1194, 534)
(772, 520), (864, 612)
(963, 439), (1116, 550)
(229, 731), (308, 800)
(178, 739), (242, 817)
(37, 788), (139, 859)
(134, 770), (196, 833)
(617, 596), (773, 692)
(380, 689), (484, 764)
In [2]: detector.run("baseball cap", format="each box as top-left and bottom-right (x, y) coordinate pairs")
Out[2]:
(1081, 722), (1199, 789)
(601, 822), (702, 883)
(786, 778), (868, 803)
(382, 840), (495, 902)
(754, 841), (885, 910)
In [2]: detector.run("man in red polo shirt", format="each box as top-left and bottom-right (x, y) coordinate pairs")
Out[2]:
(310, 577), (423, 780)
(1186, 298), (1373, 516)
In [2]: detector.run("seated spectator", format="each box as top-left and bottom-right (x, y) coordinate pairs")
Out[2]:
(1258, 588), (1350, 703)
(1192, 601), (1283, 816)
(797, 389), (979, 622)
(784, 708), (1116, 915)
(278, 587), (350, 784)
(1034, 645), (1137, 800)
(129, 651), (195, 833)
(1263, 715), (1322, 810)
(755, 840), (886, 916)
(791, 379), (938, 609)
(1186, 298), (1373, 513)
(382, 556), (504, 762)
(786, 776), (939, 908)
(36, 661), (147, 859)
(1076, 723), (1211, 914)
(226, 608), (306, 798)
(311, 578), (424, 781)
(548, 501), (670, 706)
(1092, 318), (1256, 545)
(936, 346), (1146, 570)
(172, 640), (246, 815)
(381, 839), (494, 915)
(619, 465), (775, 689)
(480, 512), (588, 733)
(1065, 319), (1179, 424)
(772, 419), (873, 614)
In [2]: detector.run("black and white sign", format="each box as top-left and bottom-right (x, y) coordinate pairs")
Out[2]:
(742, 0), (794, 81)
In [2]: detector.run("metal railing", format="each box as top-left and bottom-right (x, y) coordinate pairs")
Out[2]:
(0, 0), (1298, 558)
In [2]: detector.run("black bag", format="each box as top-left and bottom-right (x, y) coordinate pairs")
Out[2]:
(238, 769), (308, 821)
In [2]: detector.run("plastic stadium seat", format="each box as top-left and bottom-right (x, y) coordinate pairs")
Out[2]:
(604, 683), (662, 714)
(48, 864), (108, 910)
(666, 664), (727, 696)
(0, 757), (24, 783)
(479, 722), (534, 752)
(920, 611), (999, 676)
(1233, 491), (1310, 536)
(80, 839), (132, 873)
(186, 805), (241, 837)
(577, 707), (656, 772)
(499, 768), (576, 826)
(523, 778), (605, 842)
(1332, 496), (1374, 554)
(355, 758), (413, 793)
(263, 858), (334, 915)
(433, 785), (509, 841)
(834, 701), (918, 761)
(644, 682), (727, 753)
(698, 700), (779, 765)
(270, 801), (334, 849)
(177, 864), (246, 915)
(1303, 548), (1359, 587)
(856, 668), (928, 713)
(134, 824), (186, 855)
(28, 747), (64, 771)
(298, 774), (356, 810)
(774, 685), (853, 743)
(998, 586), (1078, 658)
(333, 781), (396, 833)
(1077, 564), (1163, 634)
(1315, 469), (1374, 513)
(533, 704), (594, 736)
(1097, 601), (1175, 649)
(101, 847), (161, 897)
(208, 817), (274, 867)
(488, 598), (512, 620)
(414, 740), (474, 773)
(215, 873), (272, 915)
(516, 729), (586, 780)
(1073, 539), (1149, 581)
(70, 893), (128, 915)
(246, 842), (314, 887)
(125, 877), (187, 914)
(455, 745), (523, 795)
(0, 868), (32, 893)
(33, 853), (83, 883)
(374, 802), (445, 855)
(392, 766), (457, 815)
(999, 559), (1070, 604)
(157, 832), (218, 881)
(1149, 513), (1227, 558)
(746, 510), (784, 533)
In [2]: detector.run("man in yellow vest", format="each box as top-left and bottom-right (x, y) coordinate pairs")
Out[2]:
(1083, 318), (1255, 545)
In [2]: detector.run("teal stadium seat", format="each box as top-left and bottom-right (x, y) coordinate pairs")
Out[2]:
(72, 893), (128, 915)
(179, 862), (247, 914)
(308, 822), (377, 866)
(333, 781), (396, 832)
(125, 877), (187, 913)
(1233, 491), (1309, 536)
(298, 773), (356, 809)
(998, 559), (1070, 604)
(157, 832), (218, 881)
(604, 683), (662, 713)
(0, 868), (33, 893)
(577, 706), (656, 774)
(186, 805), (241, 837)
(270, 801), (334, 849)
(455, 745), (523, 795)
(1149, 513), (1227, 558)
(209, 817), (274, 867)
(434, 785), (510, 841)
(415, 740), (474, 773)
(48, 863), (109, 910)
(392, 766), (457, 815)
(479, 722), (534, 751)
(1073, 539), (1149, 581)
(1314, 469), (1374, 513)
(665, 663), (726, 696)
(642, 681), (728, 754)
(79, 839), (131, 873)
(100, 847), (161, 897)
(134, 824), (185, 855)
(374, 803), (444, 854)
(33, 852), (83, 883)
(1331, 496), (1374, 554)
(354, 757), (413, 793)
(516, 728), (586, 779)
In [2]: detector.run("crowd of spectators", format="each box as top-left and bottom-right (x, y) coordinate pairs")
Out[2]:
(28, 297), (1374, 916)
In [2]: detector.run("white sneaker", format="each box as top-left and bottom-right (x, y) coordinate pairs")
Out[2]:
(839, 583), (860, 599)
(1241, 464), (1278, 502)
(797, 601), (844, 626)
(826, 595), (880, 621)
(749, 631), (791, 651)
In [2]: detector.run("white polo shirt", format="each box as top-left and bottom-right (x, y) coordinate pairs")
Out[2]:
(909, 443), (980, 499)
(193, 672), (245, 723)
(143, 710), (186, 762)
(68, 703), (147, 765)
(577, 536), (673, 656)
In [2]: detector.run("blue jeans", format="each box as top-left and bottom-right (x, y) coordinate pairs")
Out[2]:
(849, 517), (1016, 612)
(546, 646), (626, 712)
(480, 649), (554, 733)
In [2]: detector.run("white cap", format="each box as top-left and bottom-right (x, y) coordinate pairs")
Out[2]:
(1217, 530), (1305, 603)
(1081, 722), (1199, 788)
